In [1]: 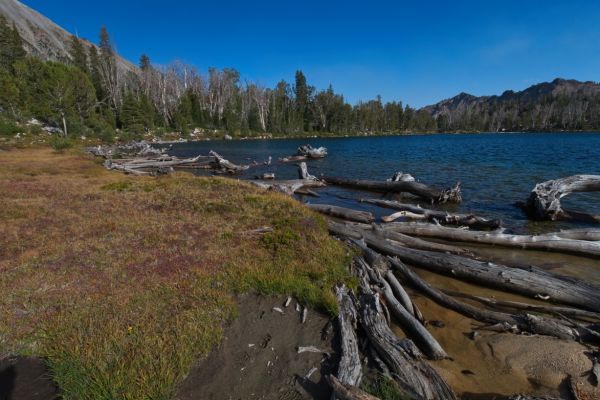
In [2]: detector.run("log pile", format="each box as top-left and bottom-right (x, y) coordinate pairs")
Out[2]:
(86, 141), (169, 158)
(321, 188), (600, 397)
(88, 144), (255, 176)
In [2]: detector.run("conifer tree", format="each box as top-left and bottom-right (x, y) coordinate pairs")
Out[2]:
(139, 54), (150, 71)
(0, 17), (25, 72)
(69, 35), (88, 73)
(88, 45), (104, 101)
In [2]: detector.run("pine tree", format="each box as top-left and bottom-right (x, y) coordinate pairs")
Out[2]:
(88, 46), (104, 101)
(294, 70), (309, 131)
(0, 17), (25, 72)
(69, 35), (88, 73)
(10, 23), (25, 62)
(99, 26), (113, 58)
(139, 54), (150, 71)
(97, 26), (118, 109)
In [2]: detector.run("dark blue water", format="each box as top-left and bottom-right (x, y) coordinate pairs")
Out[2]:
(168, 132), (600, 233)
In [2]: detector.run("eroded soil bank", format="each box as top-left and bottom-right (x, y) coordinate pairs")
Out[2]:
(175, 294), (338, 400)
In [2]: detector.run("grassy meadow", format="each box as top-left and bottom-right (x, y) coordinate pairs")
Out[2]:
(0, 147), (350, 399)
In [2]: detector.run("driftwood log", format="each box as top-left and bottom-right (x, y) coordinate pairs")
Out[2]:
(381, 222), (600, 258)
(251, 179), (325, 195)
(308, 204), (375, 224)
(357, 291), (457, 400)
(361, 199), (501, 229)
(363, 233), (600, 312)
(443, 289), (600, 322)
(87, 141), (169, 158)
(389, 258), (588, 342)
(103, 154), (210, 175)
(524, 175), (600, 222)
(323, 176), (461, 204)
(327, 375), (380, 400)
(281, 144), (328, 162)
(355, 256), (447, 360)
(335, 286), (363, 388)
(328, 221), (471, 256)
(209, 150), (250, 173)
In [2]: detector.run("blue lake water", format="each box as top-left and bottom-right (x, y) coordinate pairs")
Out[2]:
(168, 132), (600, 234)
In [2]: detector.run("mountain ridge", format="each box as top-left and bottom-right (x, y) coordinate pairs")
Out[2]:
(0, 0), (134, 72)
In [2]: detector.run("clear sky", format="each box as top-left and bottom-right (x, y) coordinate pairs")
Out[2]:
(20, 0), (600, 107)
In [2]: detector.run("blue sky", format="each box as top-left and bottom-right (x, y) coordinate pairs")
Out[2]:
(21, 0), (600, 107)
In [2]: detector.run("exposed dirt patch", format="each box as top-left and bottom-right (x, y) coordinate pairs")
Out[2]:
(0, 356), (58, 400)
(174, 293), (338, 400)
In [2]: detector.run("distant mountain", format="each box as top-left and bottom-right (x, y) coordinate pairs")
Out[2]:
(0, 0), (134, 72)
(422, 79), (600, 131)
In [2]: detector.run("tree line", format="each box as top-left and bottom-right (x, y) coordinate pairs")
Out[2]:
(0, 20), (437, 140)
(2, 18), (599, 141)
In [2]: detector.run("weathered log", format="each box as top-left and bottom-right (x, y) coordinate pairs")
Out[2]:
(308, 204), (375, 224)
(280, 155), (309, 163)
(382, 222), (600, 258)
(250, 179), (325, 195)
(298, 144), (328, 159)
(87, 141), (169, 158)
(357, 291), (457, 400)
(552, 228), (600, 241)
(327, 375), (380, 400)
(387, 172), (415, 182)
(524, 175), (600, 222)
(328, 221), (471, 256)
(361, 233), (600, 311)
(443, 289), (600, 322)
(354, 254), (446, 360)
(362, 199), (501, 229)
(388, 258), (584, 341)
(335, 286), (362, 387)
(209, 150), (250, 173)
(323, 176), (461, 204)
(299, 162), (316, 180)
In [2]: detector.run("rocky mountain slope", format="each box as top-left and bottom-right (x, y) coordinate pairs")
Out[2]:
(422, 79), (600, 131)
(0, 0), (134, 72)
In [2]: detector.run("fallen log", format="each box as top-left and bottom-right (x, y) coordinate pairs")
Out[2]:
(442, 289), (600, 322)
(524, 175), (600, 222)
(355, 256), (446, 360)
(299, 162), (316, 180)
(298, 144), (328, 159)
(308, 204), (375, 224)
(250, 179), (325, 195)
(323, 176), (461, 204)
(357, 291), (457, 400)
(209, 150), (250, 173)
(552, 228), (600, 241)
(327, 375), (380, 400)
(335, 286), (362, 387)
(382, 222), (600, 258)
(362, 199), (501, 229)
(328, 221), (472, 256)
(361, 233), (600, 311)
(388, 258), (585, 342)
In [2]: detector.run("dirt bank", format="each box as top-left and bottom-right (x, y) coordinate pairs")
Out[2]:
(0, 356), (59, 400)
(174, 293), (338, 400)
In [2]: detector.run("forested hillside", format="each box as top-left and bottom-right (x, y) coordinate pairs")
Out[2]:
(424, 79), (600, 132)
(1, 0), (600, 142)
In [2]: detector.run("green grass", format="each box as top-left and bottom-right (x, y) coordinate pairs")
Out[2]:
(0, 147), (350, 399)
(362, 374), (411, 400)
